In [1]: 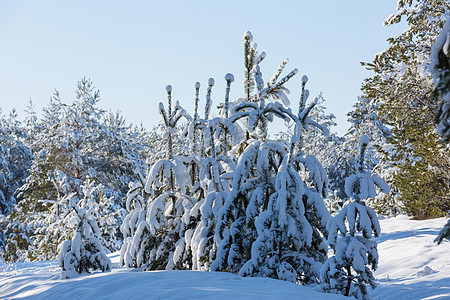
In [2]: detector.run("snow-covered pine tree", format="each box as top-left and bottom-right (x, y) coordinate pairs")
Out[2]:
(0, 109), (33, 259)
(211, 32), (331, 285)
(58, 180), (111, 279)
(430, 15), (450, 246)
(320, 135), (390, 299)
(211, 31), (297, 274)
(186, 76), (246, 271)
(362, 0), (450, 219)
(120, 86), (197, 270)
(0, 109), (32, 215)
(429, 6), (450, 142)
(5, 78), (144, 261)
(32, 173), (123, 261)
(189, 116), (239, 270)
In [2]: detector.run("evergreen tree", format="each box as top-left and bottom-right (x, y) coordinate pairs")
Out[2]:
(430, 10), (450, 246)
(320, 136), (390, 299)
(361, 0), (450, 218)
(0, 109), (32, 215)
(120, 86), (196, 270)
(57, 182), (111, 279)
(4, 78), (145, 261)
(211, 32), (330, 285)
(0, 109), (33, 259)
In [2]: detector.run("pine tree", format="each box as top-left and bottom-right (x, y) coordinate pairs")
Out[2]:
(189, 115), (238, 271)
(361, 0), (450, 218)
(0, 109), (32, 215)
(430, 12), (450, 246)
(211, 32), (331, 285)
(320, 136), (390, 299)
(120, 86), (197, 270)
(57, 182), (111, 279)
(429, 3), (450, 142)
(5, 78), (145, 261)
(0, 109), (33, 260)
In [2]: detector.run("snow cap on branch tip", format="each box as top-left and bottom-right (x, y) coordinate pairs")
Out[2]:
(225, 73), (235, 82)
(208, 78), (215, 86)
(301, 75), (308, 84)
(284, 58), (289, 64)
(243, 30), (253, 41)
(304, 90), (310, 98)
(360, 135), (370, 146)
(159, 102), (164, 111)
(292, 69), (298, 75)
(165, 85), (172, 93)
(195, 82), (201, 89)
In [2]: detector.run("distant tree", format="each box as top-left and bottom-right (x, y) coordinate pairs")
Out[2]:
(0, 109), (32, 215)
(4, 78), (145, 261)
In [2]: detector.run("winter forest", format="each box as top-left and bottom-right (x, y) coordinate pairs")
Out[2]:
(1, 1), (450, 299)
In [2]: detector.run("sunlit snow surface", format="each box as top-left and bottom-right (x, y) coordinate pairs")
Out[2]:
(1, 216), (449, 299)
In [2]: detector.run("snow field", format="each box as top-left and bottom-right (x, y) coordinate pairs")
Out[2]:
(1, 215), (449, 299)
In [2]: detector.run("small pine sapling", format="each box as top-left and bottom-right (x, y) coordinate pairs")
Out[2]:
(120, 172), (148, 266)
(57, 184), (111, 279)
(189, 80), (240, 271)
(120, 86), (197, 270)
(320, 135), (390, 299)
(238, 154), (318, 283)
(211, 140), (287, 273)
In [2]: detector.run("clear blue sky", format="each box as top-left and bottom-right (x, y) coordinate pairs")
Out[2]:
(0, 0), (406, 135)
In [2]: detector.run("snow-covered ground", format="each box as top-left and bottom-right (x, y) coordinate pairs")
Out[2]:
(1, 216), (449, 299)
(373, 216), (450, 300)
